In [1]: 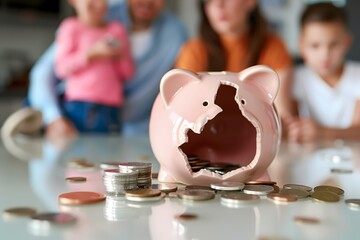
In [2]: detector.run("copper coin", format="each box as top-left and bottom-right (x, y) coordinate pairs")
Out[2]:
(177, 190), (215, 201)
(31, 212), (77, 225)
(314, 185), (344, 196)
(59, 192), (106, 205)
(245, 181), (277, 185)
(283, 184), (312, 192)
(294, 216), (320, 225)
(151, 173), (159, 179)
(174, 213), (198, 221)
(267, 193), (298, 203)
(65, 177), (87, 183)
(311, 191), (340, 203)
(125, 189), (161, 198)
(3, 207), (37, 219)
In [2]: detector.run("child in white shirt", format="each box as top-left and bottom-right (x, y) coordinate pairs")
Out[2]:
(286, 2), (360, 142)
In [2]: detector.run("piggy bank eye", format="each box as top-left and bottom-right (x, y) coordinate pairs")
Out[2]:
(203, 101), (209, 107)
(241, 99), (246, 105)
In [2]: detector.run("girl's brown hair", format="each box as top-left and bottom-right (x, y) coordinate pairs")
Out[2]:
(199, 1), (268, 71)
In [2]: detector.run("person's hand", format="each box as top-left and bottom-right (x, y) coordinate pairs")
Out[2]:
(286, 117), (324, 143)
(86, 39), (122, 61)
(45, 117), (78, 150)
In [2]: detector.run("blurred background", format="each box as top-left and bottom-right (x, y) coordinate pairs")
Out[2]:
(0, 0), (359, 125)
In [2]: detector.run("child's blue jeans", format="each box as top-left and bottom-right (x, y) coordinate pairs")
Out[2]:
(64, 101), (121, 133)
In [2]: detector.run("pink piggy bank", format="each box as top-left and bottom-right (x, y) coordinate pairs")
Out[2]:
(149, 65), (281, 185)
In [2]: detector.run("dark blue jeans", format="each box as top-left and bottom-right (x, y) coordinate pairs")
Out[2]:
(63, 101), (121, 133)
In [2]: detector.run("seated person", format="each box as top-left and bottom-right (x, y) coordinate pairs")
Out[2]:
(286, 2), (360, 142)
(28, 0), (188, 138)
(55, 0), (134, 133)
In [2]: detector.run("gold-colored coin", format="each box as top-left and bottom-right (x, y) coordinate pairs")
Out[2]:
(311, 191), (340, 203)
(65, 177), (87, 183)
(283, 184), (312, 192)
(125, 189), (161, 198)
(279, 188), (309, 199)
(3, 207), (37, 219)
(314, 185), (344, 196)
(177, 190), (215, 201)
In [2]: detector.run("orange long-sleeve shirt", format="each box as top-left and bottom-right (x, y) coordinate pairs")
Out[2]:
(175, 33), (292, 72)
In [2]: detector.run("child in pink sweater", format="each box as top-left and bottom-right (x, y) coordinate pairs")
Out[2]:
(55, 0), (134, 133)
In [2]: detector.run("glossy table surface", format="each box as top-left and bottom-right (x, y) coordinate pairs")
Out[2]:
(1, 135), (360, 240)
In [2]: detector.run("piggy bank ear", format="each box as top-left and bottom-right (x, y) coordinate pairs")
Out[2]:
(238, 65), (280, 103)
(160, 69), (200, 107)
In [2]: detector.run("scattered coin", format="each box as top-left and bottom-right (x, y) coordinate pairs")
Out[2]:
(243, 185), (274, 195)
(65, 177), (87, 183)
(177, 190), (215, 201)
(125, 189), (161, 198)
(271, 185), (281, 193)
(294, 216), (320, 225)
(345, 199), (360, 208)
(174, 213), (198, 221)
(210, 182), (245, 191)
(126, 192), (166, 202)
(330, 168), (353, 174)
(59, 192), (106, 205)
(267, 193), (298, 203)
(314, 185), (344, 196)
(221, 192), (260, 205)
(245, 181), (277, 185)
(3, 207), (37, 219)
(279, 189), (309, 199)
(151, 183), (178, 193)
(283, 184), (312, 192)
(31, 212), (77, 225)
(311, 191), (340, 203)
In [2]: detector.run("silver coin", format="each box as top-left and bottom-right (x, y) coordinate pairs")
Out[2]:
(151, 183), (178, 193)
(221, 192), (260, 205)
(177, 190), (215, 201)
(243, 185), (274, 195)
(210, 182), (245, 191)
(31, 212), (77, 225)
(345, 199), (360, 208)
(283, 183), (312, 192)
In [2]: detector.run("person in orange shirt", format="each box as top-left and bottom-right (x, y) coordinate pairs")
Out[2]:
(175, 0), (294, 119)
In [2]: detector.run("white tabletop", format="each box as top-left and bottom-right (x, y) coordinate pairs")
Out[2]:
(1, 135), (360, 240)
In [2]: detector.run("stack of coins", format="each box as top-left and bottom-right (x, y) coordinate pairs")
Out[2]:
(187, 155), (240, 174)
(119, 162), (152, 189)
(102, 169), (138, 196)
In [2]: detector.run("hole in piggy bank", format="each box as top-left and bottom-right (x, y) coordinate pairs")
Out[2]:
(179, 84), (257, 175)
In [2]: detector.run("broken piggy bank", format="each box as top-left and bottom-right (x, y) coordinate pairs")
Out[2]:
(149, 65), (281, 185)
